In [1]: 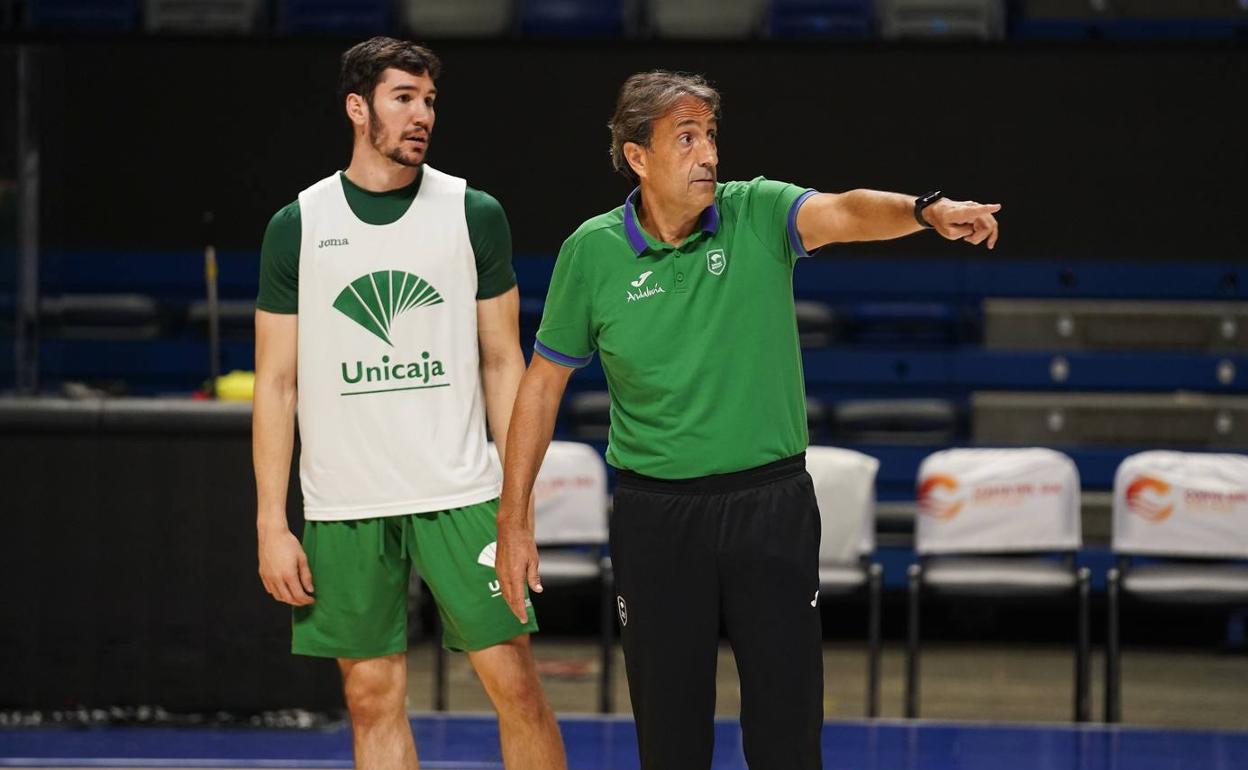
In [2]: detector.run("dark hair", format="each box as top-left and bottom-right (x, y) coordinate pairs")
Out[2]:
(339, 37), (442, 107)
(608, 71), (721, 183)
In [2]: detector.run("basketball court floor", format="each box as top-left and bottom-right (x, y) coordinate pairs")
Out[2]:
(3, 714), (1247, 770)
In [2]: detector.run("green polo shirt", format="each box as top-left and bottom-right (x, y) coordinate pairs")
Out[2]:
(257, 168), (516, 313)
(536, 177), (817, 479)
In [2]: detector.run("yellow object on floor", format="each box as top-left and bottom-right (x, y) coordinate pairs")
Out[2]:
(215, 370), (255, 401)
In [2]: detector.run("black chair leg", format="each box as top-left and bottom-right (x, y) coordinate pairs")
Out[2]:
(599, 558), (615, 714)
(433, 611), (447, 712)
(905, 563), (922, 719)
(867, 563), (883, 719)
(1106, 567), (1121, 723)
(1075, 567), (1091, 722)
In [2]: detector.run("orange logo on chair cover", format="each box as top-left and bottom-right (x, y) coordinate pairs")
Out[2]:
(1125, 476), (1174, 522)
(918, 474), (963, 519)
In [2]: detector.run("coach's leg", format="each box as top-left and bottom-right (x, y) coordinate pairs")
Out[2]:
(339, 653), (420, 770)
(612, 487), (721, 770)
(469, 634), (567, 770)
(720, 474), (824, 770)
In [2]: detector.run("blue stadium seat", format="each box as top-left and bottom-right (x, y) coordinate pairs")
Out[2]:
(769, 0), (873, 38)
(1100, 17), (1245, 39)
(520, 0), (628, 37)
(280, 0), (390, 35)
(26, 0), (139, 31)
(1103, 0), (1246, 39)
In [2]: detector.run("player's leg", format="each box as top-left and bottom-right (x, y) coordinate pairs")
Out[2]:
(339, 653), (420, 770)
(404, 500), (563, 768)
(611, 481), (721, 770)
(719, 472), (824, 770)
(468, 634), (566, 770)
(293, 517), (418, 769)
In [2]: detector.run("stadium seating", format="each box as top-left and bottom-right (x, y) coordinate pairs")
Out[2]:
(8, 0), (1248, 39)
(40, 294), (164, 341)
(1011, 0), (1107, 39)
(649, 0), (766, 38)
(795, 300), (837, 348)
(400, 0), (513, 37)
(143, 0), (265, 33)
(187, 299), (255, 339)
(833, 398), (961, 445)
(973, 392), (1248, 449)
(879, 0), (1007, 39)
(768, 0), (873, 38)
(568, 390), (611, 441)
(519, 0), (630, 37)
(279, 0), (390, 35)
(1103, 0), (1248, 39)
(984, 299), (1247, 353)
(26, 0), (139, 31)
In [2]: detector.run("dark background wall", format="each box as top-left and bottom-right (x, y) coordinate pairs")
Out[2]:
(3, 39), (1247, 260)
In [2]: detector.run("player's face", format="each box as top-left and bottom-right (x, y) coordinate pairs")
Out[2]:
(645, 97), (718, 209)
(366, 68), (437, 167)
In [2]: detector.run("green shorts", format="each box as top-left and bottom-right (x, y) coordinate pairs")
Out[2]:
(292, 498), (537, 658)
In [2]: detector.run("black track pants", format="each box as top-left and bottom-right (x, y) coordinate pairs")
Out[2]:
(610, 453), (824, 770)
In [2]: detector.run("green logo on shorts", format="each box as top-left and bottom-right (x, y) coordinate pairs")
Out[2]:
(333, 270), (444, 346)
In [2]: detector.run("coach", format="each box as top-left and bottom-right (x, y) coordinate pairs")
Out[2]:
(496, 70), (1000, 770)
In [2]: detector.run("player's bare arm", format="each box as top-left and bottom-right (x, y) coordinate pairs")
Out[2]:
(495, 355), (574, 623)
(253, 309), (314, 607)
(477, 285), (527, 463)
(795, 190), (1001, 251)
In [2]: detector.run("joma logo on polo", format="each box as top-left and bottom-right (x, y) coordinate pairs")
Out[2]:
(318, 238), (350, 248)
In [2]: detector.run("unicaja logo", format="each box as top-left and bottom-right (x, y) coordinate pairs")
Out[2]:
(918, 474), (964, 519)
(333, 270), (444, 346)
(1125, 476), (1174, 522)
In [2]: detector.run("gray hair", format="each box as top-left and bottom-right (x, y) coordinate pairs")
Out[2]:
(608, 71), (722, 184)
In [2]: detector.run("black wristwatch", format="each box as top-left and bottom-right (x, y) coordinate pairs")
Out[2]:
(914, 190), (943, 228)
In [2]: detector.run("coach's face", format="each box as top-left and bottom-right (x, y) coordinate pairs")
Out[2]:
(629, 96), (718, 211)
(354, 67), (437, 167)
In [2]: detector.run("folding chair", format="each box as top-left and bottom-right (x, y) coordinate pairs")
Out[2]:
(806, 445), (883, 717)
(907, 447), (1090, 721)
(1106, 451), (1248, 723)
(434, 441), (614, 712)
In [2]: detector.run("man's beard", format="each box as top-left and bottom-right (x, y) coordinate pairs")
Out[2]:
(368, 117), (424, 167)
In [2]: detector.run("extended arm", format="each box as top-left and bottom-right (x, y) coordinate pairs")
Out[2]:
(795, 190), (1001, 252)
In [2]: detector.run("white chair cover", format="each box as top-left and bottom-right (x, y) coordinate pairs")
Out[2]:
(489, 440), (608, 546)
(1113, 451), (1248, 560)
(916, 447), (1081, 555)
(807, 445), (878, 565)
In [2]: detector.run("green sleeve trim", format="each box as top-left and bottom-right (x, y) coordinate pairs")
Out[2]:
(465, 187), (517, 300)
(257, 200), (301, 314)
